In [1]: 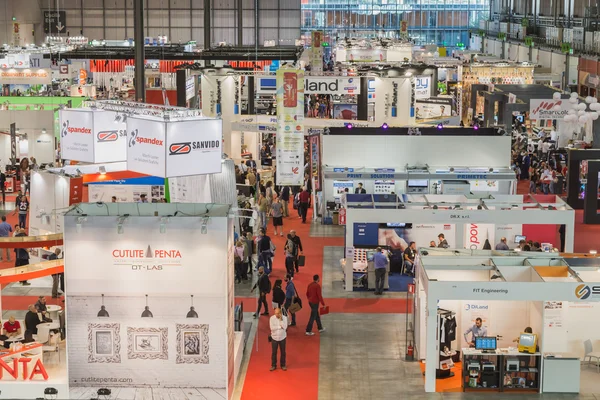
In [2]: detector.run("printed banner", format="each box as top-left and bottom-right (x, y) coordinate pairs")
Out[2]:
(309, 134), (321, 191)
(0, 68), (52, 84)
(529, 99), (570, 120)
(304, 77), (360, 95)
(415, 76), (431, 99)
(59, 109), (95, 162)
(311, 31), (324, 74)
(276, 69), (305, 186)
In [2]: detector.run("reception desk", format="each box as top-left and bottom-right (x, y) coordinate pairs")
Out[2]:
(542, 353), (580, 393)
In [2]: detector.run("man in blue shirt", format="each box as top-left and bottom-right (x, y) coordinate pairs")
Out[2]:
(373, 247), (388, 295)
(0, 215), (12, 262)
(284, 274), (298, 326)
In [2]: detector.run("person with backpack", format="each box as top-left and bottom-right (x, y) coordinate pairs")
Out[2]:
(251, 266), (271, 318)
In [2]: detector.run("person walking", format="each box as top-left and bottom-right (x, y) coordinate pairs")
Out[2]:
(271, 197), (284, 237)
(0, 169), (6, 205)
(256, 228), (274, 274)
(289, 230), (303, 273)
(245, 231), (254, 275)
(234, 239), (245, 283)
(269, 307), (288, 371)
(49, 248), (62, 298)
(284, 235), (296, 277)
(251, 266), (271, 318)
(272, 279), (285, 309)
(257, 193), (269, 232)
(0, 215), (12, 261)
(298, 187), (310, 223)
(284, 274), (298, 326)
(373, 247), (388, 295)
(305, 274), (326, 336)
(280, 186), (290, 217)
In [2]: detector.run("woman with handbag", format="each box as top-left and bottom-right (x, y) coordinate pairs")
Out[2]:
(284, 274), (300, 326)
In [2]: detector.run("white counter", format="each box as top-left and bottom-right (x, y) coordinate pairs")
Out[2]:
(542, 353), (580, 393)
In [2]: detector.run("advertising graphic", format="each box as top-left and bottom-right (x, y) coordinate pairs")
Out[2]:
(0, 68), (52, 85)
(415, 98), (453, 120)
(529, 99), (570, 120)
(126, 116), (167, 178)
(304, 77), (361, 95)
(415, 76), (431, 99)
(59, 109), (95, 162)
(276, 69), (305, 186)
(311, 30), (324, 74)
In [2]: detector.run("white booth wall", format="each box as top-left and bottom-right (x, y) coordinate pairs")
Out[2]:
(64, 213), (235, 394)
(322, 135), (512, 201)
(0, 111), (55, 164)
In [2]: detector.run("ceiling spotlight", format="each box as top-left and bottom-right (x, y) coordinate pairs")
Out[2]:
(44, 387), (58, 399)
(490, 274), (501, 280)
(15, 128), (19, 134)
(382, 123), (389, 129)
(97, 388), (112, 399)
(489, 168), (494, 172)
(437, 123), (443, 130)
(449, 167), (454, 172)
(405, 71), (413, 77)
(76, 216), (86, 233)
(97, 294), (109, 317)
(117, 216), (127, 234)
(42, 128), (47, 134)
(186, 295), (198, 318)
(99, 166), (106, 175)
(121, 113), (128, 123)
(141, 294), (153, 317)
(114, 114), (122, 123)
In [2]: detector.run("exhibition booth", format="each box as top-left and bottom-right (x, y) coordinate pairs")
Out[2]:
(0, 234), (66, 399)
(321, 134), (515, 204)
(342, 194), (575, 292)
(415, 249), (600, 394)
(63, 203), (240, 400)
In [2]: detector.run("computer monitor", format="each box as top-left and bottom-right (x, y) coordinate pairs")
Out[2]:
(475, 337), (497, 352)
(514, 235), (526, 244)
(518, 333), (537, 353)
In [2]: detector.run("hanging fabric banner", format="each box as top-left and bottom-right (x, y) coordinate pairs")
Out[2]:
(276, 68), (305, 186)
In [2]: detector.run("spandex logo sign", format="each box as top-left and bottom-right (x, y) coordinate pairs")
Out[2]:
(61, 120), (92, 137)
(168, 140), (220, 156)
(129, 129), (163, 148)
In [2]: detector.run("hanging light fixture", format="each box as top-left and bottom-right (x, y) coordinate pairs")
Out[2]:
(141, 294), (153, 318)
(186, 295), (198, 318)
(97, 294), (109, 317)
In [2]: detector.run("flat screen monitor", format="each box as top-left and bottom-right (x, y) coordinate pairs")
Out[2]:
(408, 179), (428, 187)
(514, 235), (526, 243)
(475, 336), (497, 351)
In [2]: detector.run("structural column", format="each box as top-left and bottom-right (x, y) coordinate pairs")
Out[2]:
(357, 77), (368, 121)
(204, 0), (211, 49)
(134, 0), (146, 102)
(247, 76), (255, 114)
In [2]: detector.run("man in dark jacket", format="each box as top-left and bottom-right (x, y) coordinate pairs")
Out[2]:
(24, 304), (42, 341)
(251, 266), (271, 318)
(280, 186), (290, 217)
(289, 230), (303, 273)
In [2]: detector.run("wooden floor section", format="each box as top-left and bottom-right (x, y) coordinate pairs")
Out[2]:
(68, 387), (226, 400)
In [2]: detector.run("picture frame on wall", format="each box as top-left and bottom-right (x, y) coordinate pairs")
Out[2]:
(88, 323), (121, 363)
(176, 323), (209, 364)
(127, 327), (168, 360)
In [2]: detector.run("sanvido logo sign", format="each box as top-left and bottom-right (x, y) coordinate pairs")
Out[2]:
(574, 284), (600, 300)
(168, 140), (220, 156)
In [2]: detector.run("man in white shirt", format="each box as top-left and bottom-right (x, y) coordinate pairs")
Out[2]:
(541, 168), (552, 194)
(270, 307), (288, 371)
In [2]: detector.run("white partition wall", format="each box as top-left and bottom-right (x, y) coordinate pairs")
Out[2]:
(64, 204), (234, 397)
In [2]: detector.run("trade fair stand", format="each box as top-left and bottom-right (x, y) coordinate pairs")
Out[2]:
(415, 249), (600, 394)
(63, 203), (242, 399)
(320, 133), (513, 205)
(342, 194), (575, 292)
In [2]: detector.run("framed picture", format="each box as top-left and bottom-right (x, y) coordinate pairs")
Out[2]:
(176, 324), (209, 364)
(88, 323), (121, 363)
(127, 327), (168, 360)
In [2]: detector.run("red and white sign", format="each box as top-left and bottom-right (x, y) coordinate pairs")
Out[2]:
(339, 207), (347, 225)
(529, 99), (570, 120)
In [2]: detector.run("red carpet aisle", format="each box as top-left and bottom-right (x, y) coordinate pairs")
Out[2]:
(237, 209), (410, 400)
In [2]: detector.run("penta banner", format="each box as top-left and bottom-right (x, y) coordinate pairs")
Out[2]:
(304, 77), (360, 95)
(276, 69), (305, 186)
(529, 99), (569, 120)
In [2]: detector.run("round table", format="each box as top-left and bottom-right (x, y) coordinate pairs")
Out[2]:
(46, 305), (62, 321)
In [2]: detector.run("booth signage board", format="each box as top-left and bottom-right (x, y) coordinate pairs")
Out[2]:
(0, 68), (52, 85)
(127, 116), (223, 178)
(416, 116), (461, 126)
(416, 98), (452, 120)
(529, 99), (570, 120)
(93, 110), (127, 163)
(43, 11), (66, 33)
(415, 76), (431, 99)
(165, 119), (223, 177)
(185, 77), (195, 100)
(256, 77), (277, 94)
(59, 109), (95, 163)
(304, 77), (361, 95)
(276, 69), (304, 186)
(0, 54), (31, 68)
